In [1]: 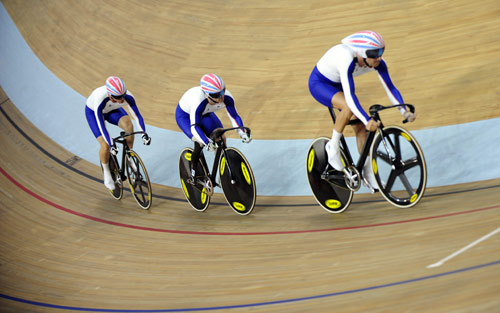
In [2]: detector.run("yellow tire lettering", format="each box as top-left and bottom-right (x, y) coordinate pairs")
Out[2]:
(401, 132), (411, 142)
(325, 199), (342, 209)
(181, 179), (190, 199)
(233, 202), (246, 212)
(307, 149), (315, 173)
(372, 159), (378, 175)
(185, 152), (192, 161)
(220, 156), (226, 176)
(410, 193), (418, 203)
(241, 162), (251, 185)
(201, 188), (207, 204)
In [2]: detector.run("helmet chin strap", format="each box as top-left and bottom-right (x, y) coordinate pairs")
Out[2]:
(363, 58), (373, 68)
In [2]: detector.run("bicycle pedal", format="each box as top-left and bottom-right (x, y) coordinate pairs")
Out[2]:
(362, 177), (378, 194)
(186, 176), (195, 185)
(199, 179), (214, 196)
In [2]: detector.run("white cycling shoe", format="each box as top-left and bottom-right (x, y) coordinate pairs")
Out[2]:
(104, 175), (115, 191)
(127, 156), (138, 173)
(325, 141), (345, 171)
(363, 161), (379, 193)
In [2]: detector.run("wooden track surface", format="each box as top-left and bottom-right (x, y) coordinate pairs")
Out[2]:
(1, 0), (500, 311)
(1, 90), (500, 311)
(3, 0), (500, 139)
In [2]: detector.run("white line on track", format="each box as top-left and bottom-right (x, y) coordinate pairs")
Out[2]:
(427, 226), (500, 268)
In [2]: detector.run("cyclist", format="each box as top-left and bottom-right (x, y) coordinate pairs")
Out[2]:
(308, 30), (416, 191)
(175, 73), (251, 180)
(85, 76), (151, 190)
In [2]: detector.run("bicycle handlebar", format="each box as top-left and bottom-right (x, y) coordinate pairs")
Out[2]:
(210, 127), (251, 141)
(113, 131), (148, 143)
(369, 104), (415, 124)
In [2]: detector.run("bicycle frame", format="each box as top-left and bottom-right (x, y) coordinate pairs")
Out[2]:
(206, 127), (251, 185)
(112, 131), (145, 179)
(327, 104), (414, 179)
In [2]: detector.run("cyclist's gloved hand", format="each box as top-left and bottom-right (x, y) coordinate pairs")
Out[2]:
(110, 144), (119, 156)
(206, 140), (216, 152)
(241, 132), (252, 143)
(142, 133), (151, 145)
(403, 111), (417, 123)
(238, 129), (252, 143)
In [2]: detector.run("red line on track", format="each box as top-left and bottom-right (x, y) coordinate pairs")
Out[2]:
(1, 166), (499, 236)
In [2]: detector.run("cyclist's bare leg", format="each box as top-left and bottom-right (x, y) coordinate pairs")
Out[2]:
(331, 92), (376, 154)
(325, 92), (353, 170)
(118, 115), (134, 149)
(97, 136), (114, 189)
(331, 92), (353, 133)
(98, 136), (110, 165)
(351, 122), (367, 152)
(351, 119), (378, 191)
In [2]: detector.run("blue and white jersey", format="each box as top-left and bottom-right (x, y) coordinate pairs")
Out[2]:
(316, 44), (405, 124)
(178, 86), (244, 144)
(85, 86), (146, 146)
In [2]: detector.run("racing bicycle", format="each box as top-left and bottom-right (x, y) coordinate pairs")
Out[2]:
(104, 131), (152, 210)
(306, 104), (427, 213)
(178, 127), (256, 215)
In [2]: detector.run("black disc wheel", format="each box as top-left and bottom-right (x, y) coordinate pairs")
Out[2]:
(178, 148), (211, 212)
(306, 137), (353, 213)
(219, 148), (256, 215)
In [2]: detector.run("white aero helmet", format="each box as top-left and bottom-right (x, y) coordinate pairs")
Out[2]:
(341, 30), (385, 58)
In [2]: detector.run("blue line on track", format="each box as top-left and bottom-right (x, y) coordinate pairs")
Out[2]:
(1, 259), (499, 312)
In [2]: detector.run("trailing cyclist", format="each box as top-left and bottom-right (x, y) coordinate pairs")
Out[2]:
(85, 76), (151, 190)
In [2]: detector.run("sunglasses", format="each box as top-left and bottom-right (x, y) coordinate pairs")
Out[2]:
(110, 94), (125, 100)
(207, 88), (226, 101)
(366, 47), (384, 59)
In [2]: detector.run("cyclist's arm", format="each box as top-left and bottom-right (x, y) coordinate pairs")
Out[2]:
(124, 94), (146, 132)
(339, 59), (371, 125)
(223, 93), (244, 129)
(190, 102), (210, 145)
(376, 60), (407, 114)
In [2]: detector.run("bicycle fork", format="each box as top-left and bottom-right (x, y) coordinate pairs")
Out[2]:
(377, 128), (397, 169)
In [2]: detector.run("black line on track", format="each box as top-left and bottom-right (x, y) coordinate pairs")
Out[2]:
(1, 102), (499, 208)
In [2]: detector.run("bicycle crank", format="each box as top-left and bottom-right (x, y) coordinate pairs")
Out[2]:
(199, 178), (214, 197)
(343, 166), (361, 192)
